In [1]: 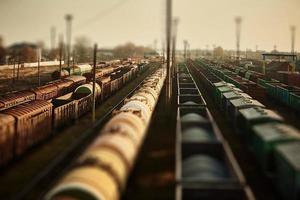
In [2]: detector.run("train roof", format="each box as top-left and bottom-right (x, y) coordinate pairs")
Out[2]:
(0, 90), (35, 108)
(2, 100), (52, 119)
(65, 76), (87, 83)
(74, 64), (93, 71)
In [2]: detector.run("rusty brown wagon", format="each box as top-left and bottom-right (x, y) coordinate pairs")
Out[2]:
(0, 114), (15, 166)
(0, 90), (36, 111)
(2, 100), (52, 156)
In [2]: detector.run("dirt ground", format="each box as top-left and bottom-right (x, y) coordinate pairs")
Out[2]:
(0, 66), (60, 94)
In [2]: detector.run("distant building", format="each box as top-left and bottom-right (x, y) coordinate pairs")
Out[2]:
(0, 36), (6, 64)
(267, 61), (293, 72)
(8, 42), (38, 63)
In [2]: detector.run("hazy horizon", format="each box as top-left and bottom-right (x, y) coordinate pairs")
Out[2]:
(0, 0), (299, 52)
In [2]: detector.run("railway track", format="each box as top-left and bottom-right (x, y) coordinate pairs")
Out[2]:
(175, 62), (254, 200)
(192, 59), (300, 130)
(1, 63), (161, 200)
(187, 59), (300, 200)
(44, 67), (166, 200)
(186, 61), (277, 199)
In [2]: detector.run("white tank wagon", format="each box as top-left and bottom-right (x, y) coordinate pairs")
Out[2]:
(102, 112), (145, 147)
(44, 68), (166, 200)
(73, 82), (102, 99)
(129, 92), (156, 111)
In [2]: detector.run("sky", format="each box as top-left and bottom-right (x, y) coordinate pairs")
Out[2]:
(0, 0), (300, 52)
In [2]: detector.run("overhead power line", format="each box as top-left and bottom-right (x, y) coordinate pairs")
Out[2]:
(75, 0), (131, 29)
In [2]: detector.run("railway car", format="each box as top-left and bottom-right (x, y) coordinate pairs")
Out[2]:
(67, 64), (93, 75)
(47, 79), (74, 97)
(98, 76), (112, 100)
(0, 114), (15, 166)
(51, 95), (76, 129)
(74, 82), (102, 98)
(82, 67), (114, 82)
(190, 59), (300, 200)
(236, 107), (284, 143)
(110, 72), (124, 94)
(51, 69), (69, 80)
(0, 90), (36, 111)
(64, 75), (87, 90)
(252, 123), (300, 174)
(32, 84), (58, 101)
(72, 83), (101, 118)
(45, 68), (165, 200)
(51, 64), (92, 80)
(0, 63), (152, 167)
(0, 76), (86, 112)
(175, 63), (250, 200)
(274, 141), (300, 200)
(201, 59), (300, 111)
(2, 100), (52, 156)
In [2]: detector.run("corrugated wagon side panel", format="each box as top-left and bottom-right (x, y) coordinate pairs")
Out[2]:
(0, 114), (15, 166)
(53, 101), (76, 128)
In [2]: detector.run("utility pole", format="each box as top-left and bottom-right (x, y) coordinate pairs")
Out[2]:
(172, 17), (179, 78)
(189, 43), (191, 59)
(65, 14), (73, 70)
(235, 16), (242, 63)
(59, 34), (63, 79)
(166, 0), (172, 103)
(290, 26), (296, 72)
(50, 26), (56, 51)
(37, 47), (41, 86)
(183, 40), (188, 59)
(291, 25), (296, 54)
(154, 39), (158, 53)
(162, 41), (165, 63)
(206, 44), (209, 56)
(187, 42), (189, 59)
(72, 49), (75, 68)
(12, 52), (16, 83)
(17, 54), (20, 80)
(92, 44), (97, 122)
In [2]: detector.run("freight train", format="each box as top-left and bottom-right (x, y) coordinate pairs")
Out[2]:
(175, 63), (252, 200)
(0, 63), (144, 112)
(197, 59), (300, 112)
(51, 64), (95, 80)
(0, 76), (86, 111)
(51, 59), (133, 80)
(0, 63), (152, 167)
(188, 60), (300, 200)
(45, 68), (166, 200)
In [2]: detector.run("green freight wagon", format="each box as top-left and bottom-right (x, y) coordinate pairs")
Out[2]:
(222, 91), (252, 115)
(237, 107), (283, 143)
(257, 78), (279, 88)
(289, 91), (300, 111)
(275, 141), (300, 200)
(252, 123), (300, 175)
(264, 82), (286, 98)
(214, 86), (237, 108)
(228, 98), (265, 129)
(276, 85), (300, 105)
